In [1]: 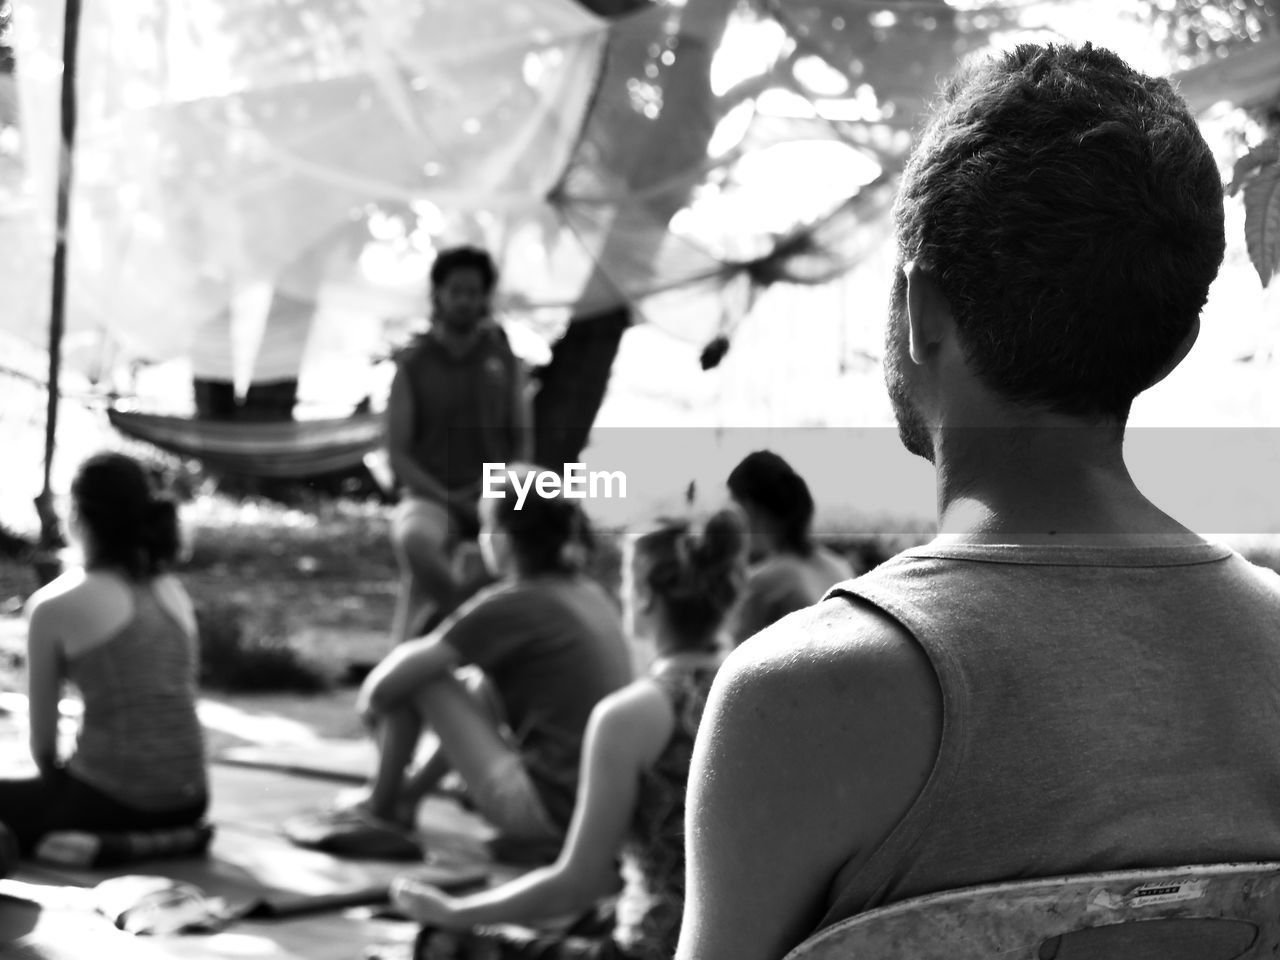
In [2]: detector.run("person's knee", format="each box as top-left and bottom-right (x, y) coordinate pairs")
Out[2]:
(394, 531), (457, 585)
(392, 501), (453, 553)
(393, 519), (448, 558)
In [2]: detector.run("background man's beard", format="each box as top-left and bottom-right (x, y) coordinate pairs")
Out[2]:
(440, 311), (483, 330)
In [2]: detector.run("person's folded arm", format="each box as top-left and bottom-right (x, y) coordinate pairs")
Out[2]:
(358, 634), (460, 718)
(360, 584), (528, 721)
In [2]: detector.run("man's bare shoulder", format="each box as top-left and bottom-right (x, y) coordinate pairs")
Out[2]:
(731, 588), (929, 684)
(720, 591), (940, 783)
(708, 587), (942, 878)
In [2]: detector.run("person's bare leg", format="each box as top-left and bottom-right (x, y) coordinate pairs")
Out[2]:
(390, 519), (459, 645)
(364, 707), (424, 826)
(400, 669), (504, 807)
(400, 744), (453, 804)
(391, 567), (450, 646)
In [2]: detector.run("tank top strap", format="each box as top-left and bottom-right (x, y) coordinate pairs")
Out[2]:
(815, 572), (972, 926)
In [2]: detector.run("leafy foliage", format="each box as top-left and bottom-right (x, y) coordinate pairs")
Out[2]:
(195, 597), (332, 693)
(1229, 139), (1280, 286)
(1136, 2), (1280, 287)
(1134, 0), (1280, 64)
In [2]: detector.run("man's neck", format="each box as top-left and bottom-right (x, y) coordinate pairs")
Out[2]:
(931, 421), (1192, 543)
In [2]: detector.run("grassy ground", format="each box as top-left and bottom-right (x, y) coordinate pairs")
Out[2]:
(181, 494), (399, 658)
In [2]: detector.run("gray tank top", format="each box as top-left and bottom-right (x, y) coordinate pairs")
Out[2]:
(67, 583), (207, 811)
(818, 539), (1280, 929)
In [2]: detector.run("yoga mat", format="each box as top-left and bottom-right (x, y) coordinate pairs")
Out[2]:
(215, 740), (376, 785)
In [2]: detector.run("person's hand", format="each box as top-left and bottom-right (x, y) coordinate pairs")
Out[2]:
(390, 875), (464, 928)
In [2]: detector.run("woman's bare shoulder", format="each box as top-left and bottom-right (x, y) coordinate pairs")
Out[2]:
(592, 676), (679, 766)
(26, 568), (133, 649)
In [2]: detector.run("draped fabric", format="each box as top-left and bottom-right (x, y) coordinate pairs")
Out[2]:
(6, 0), (933, 387)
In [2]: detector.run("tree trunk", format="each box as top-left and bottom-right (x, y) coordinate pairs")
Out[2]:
(535, 0), (736, 465)
(533, 305), (630, 467)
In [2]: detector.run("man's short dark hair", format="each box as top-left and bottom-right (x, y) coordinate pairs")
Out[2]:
(893, 42), (1225, 419)
(429, 245), (498, 293)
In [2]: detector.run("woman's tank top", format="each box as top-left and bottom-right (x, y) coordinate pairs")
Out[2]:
(613, 664), (718, 960)
(67, 583), (207, 811)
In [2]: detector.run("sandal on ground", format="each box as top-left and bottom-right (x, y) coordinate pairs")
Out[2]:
(330, 789), (419, 828)
(283, 807), (423, 861)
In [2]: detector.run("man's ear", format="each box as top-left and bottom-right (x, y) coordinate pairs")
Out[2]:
(903, 262), (951, 365)
(1144, 317), (1199, 389)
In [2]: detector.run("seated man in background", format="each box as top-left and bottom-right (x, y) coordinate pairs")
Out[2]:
(725, 450), (852, 646)
(332, 467), (632, 859)
(387, 246), (531, 646)
(678, 42), (1280, 960)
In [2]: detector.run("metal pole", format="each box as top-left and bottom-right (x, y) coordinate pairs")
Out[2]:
(34, 0), (84, 585)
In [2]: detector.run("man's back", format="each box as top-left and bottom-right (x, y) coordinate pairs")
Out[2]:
(818, 539), (1280, 926)
(675, 42), (1251, 960)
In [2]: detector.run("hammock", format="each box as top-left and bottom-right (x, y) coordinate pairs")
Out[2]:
(107, 409), (386, 479)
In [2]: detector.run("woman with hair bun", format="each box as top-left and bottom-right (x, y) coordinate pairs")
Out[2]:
(391, 508), (748, 960)
(726, 450), (853, 646)
(332, 464), (631, 857)
(0, 452), (207, 855)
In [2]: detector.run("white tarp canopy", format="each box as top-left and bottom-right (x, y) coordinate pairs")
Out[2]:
(2, 0), (932, 390)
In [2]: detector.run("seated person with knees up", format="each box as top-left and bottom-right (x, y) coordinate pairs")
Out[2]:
(677, 44), (1280, 960)
(392, 509), (747, 960)
(0, 453), (207, 858)
(726, 451), (852, 646)
(321, 465), (631, 858)
(387, 245), (531, 645)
